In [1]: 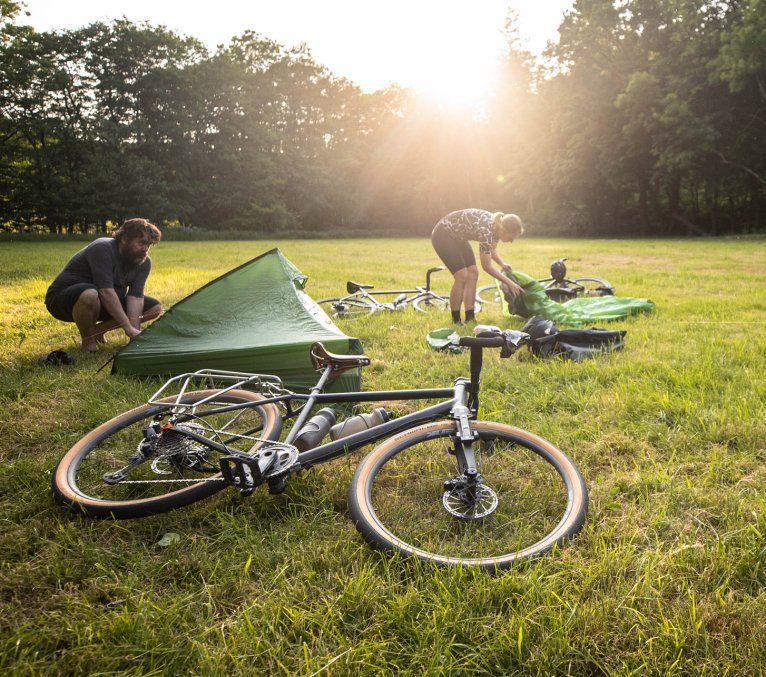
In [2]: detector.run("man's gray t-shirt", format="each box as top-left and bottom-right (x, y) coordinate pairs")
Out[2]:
(46, 238), (151, 302)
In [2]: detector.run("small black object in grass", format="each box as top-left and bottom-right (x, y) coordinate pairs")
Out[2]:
(41, 349), (75, 366)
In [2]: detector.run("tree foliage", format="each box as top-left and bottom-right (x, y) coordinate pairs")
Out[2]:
(0, 2), (764, 236)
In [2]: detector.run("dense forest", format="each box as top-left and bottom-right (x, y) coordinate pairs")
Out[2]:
(1, 0), (764, 236)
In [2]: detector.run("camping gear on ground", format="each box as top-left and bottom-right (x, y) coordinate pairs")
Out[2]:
(521, 315), (627, 362)
(40, 349), (75, 366)
(427, 317), (624, 361)
(426, 328), (465, 353)
(476, 259), (614, 305)
(501, 271), (654, 325)
(111, 248), (363, 392)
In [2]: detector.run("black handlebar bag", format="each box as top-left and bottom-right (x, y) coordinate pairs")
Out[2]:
(521, 315), (626, 362)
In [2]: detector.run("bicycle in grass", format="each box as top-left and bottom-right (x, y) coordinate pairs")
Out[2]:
(53, 329), (588, 570)
(477, 257), (615, 306)
(317, 266), (480, 319)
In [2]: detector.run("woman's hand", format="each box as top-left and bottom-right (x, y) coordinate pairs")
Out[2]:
(501, 277), (524, 298)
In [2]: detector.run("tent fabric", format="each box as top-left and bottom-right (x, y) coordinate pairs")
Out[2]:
(501, 271), (655, 326)
(112, 248), (363, 392)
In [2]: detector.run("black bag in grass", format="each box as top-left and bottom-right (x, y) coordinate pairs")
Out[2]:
(521, 315), (626, 362)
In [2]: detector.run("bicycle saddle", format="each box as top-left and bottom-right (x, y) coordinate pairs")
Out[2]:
(346, 281), (373, 294)
(310, 342), (371, 377)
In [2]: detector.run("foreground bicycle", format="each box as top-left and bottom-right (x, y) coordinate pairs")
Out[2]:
(53, 329), (588, 570)
(317, 266), (479, 318)
(477, 258), (615, 305)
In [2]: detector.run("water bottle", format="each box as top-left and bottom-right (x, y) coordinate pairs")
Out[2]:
(330, 407), (390, 440)
(293, 408), (337, 451)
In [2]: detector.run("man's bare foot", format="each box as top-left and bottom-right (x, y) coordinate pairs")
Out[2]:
(82, 339), (99, 352)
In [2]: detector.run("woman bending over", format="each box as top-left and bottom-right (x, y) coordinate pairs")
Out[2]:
(431, 208), (524, 324)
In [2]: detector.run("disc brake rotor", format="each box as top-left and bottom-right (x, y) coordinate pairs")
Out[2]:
(442, 483), (499, 519)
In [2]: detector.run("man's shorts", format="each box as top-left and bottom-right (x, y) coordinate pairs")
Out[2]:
(45, 283), (160, 322)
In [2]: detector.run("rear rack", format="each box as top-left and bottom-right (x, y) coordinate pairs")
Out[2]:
(148, 369), (286, 411)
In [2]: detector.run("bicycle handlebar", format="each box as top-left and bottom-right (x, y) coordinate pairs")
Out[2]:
(459, 329), (530, 358)
(458, 335), (505, 348)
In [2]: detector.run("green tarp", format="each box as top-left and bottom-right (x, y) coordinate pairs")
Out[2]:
(112, 248), (363, 392)
(503, 271), (655, 326)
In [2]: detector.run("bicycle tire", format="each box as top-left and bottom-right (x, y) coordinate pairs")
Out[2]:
(316, 297), (376, 319)
(412, 295), (449, 313)
(53, 389), (283, 519)
(571, 276), (614, 296)
(476, 284), (503, 305)
(348, 420), (587, 571)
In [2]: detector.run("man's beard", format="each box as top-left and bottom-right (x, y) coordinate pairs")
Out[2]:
(123, 252), (147, 267)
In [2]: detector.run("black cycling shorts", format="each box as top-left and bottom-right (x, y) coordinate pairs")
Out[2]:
(431, 224), (476, 274)
(45, 283), (160, 322)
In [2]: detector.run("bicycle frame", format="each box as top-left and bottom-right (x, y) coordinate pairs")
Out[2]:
(146, 337), (498, 487)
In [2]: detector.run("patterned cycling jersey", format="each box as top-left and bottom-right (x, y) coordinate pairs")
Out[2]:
(434, 209), (498, 255)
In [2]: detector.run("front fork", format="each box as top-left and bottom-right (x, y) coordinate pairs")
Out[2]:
(450, 378), (480, 480)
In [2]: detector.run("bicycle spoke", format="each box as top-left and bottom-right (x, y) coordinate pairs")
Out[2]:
(367, 435), (568, 559)
(69, 398), (275, 504)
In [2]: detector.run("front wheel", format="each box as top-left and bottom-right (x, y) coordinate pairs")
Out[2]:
(317, 297), (376, 319)
(412, 294), (449, 314)
(571, 276), (614, 296)
(348, 420), (587, 570)
(53, 389), (283, 519)
(476, 284), (503, 305)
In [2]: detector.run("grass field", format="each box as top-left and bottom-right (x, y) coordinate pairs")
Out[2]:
(1, 236), (765, 675)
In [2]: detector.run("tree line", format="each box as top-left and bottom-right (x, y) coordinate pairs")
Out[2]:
(1, 0), (764, 237)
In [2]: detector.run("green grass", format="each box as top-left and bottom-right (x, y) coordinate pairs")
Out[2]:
(1, 236), (765, 675)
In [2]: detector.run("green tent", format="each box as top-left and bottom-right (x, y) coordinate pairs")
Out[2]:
(503, 271), (655, 326)
(112, 248), (363, 392)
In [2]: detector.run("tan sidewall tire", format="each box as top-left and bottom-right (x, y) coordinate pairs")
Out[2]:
(53, 389), (281, 518)
(349, 420), (587, 569)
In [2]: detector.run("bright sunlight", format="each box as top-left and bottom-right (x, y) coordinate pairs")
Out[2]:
(22, 0), (574, 103)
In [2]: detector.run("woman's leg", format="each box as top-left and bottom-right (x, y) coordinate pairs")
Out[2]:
(450, 268), (470, 312)
(431, 226), (475, 321)
(461, 265), (479, 315)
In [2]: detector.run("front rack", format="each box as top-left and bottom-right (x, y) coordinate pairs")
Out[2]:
(148, 369), (286, 412)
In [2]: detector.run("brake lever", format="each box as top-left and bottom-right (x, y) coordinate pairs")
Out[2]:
(499, 330), (530, 358)
(473, 325), (530, 358)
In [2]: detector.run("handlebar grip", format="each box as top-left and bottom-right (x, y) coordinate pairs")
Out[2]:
(457, 335), (505, 349)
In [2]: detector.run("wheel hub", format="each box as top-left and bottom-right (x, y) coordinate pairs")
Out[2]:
(442, 482), (498, 519)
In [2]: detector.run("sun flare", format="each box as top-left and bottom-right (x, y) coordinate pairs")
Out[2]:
(402, 46), (500, 112)
(411, 60), (498, 110)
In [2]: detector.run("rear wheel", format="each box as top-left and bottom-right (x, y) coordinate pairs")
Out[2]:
(349, 420), (588, 570)
(53, 390), (282, 518)
(317, 297), (376, 319)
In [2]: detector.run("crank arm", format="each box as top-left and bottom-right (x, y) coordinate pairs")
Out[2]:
(219, 448), (278, 494)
